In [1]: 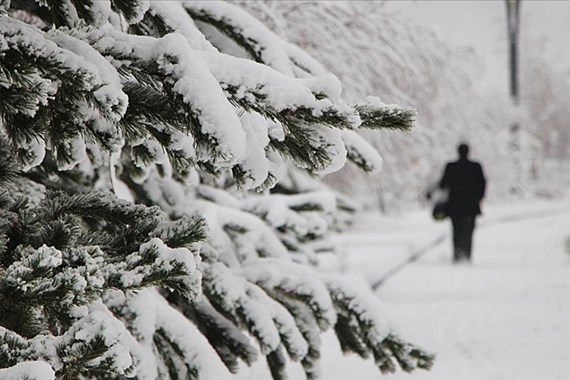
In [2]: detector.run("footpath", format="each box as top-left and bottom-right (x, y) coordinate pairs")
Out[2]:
(327, 198), (570, 380)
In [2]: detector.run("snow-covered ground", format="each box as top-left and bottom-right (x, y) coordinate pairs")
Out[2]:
(237, 197), (570, 379)
(317, 197), (570, 380)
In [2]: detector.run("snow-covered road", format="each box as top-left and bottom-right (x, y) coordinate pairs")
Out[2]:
(319, 199), (570, 380)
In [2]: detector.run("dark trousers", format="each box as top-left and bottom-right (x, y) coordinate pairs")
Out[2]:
(451, 215), (476, 262)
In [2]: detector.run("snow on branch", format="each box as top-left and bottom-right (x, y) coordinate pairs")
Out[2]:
(104, 288), (233, 379)
(68, 24), (247, 168)
(104, 237), (202, 298)
(0, 188), (210, 376)
(183, 1), (327, 78)
(0, 16), (126, 169)
(342, 130), (384, 173)
(141, 2), (216, 51)
(0, 301), (143, 378)
(202, 262), (283, 354)
(190, 295), (259, 372)
(240, 259), (337, 331)
(355, 96), (416, 131)
(326, 276), (435, 373)
(110, 0), (149, 24)
(0, 0), (8, 13)
(192, 197), (289, 266)
(0, 361), (55, 380)
(203, 51), (360, 130)
(239, 191), (340, 261)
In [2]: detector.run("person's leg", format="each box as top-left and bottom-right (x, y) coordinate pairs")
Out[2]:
(451, 217), (462, 262)
(454, 217), (471, 262)
(464, 216), (476, 260)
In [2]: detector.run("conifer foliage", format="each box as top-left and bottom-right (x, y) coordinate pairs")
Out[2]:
(0, 1), (433, 379)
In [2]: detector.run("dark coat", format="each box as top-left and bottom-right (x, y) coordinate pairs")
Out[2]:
(439, 158), (486, 217)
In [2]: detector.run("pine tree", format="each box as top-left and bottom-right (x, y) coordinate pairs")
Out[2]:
(0, 1), (433, 379)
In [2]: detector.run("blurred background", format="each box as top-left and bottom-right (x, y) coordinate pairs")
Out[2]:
(237, 0), (570, 213)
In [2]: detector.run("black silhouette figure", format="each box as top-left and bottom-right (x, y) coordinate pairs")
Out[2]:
(438, 143), (486, 262)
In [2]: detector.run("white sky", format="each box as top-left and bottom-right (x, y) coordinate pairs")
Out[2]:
(384, 0), (570, 94)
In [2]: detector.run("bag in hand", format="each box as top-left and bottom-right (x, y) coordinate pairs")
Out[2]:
(432, 201), (448, 221)
(429, 187), (449, 221)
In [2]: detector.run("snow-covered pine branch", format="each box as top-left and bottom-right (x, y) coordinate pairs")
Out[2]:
(183, 0), (413, 167)
(325, 276), (434, 373)
(0, 1), (434, 378)
(0, 361), (55, 380)
(0, 16), (127, 170)
(183, 1), (328, 78)
(0, 188), (205, 378)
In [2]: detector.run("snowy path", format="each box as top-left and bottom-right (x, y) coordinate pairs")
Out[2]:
(318, 199), (570, 380)
(238, 199), (570, 380)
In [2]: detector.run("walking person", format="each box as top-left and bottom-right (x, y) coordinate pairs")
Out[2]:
(438, 143), (486, 262)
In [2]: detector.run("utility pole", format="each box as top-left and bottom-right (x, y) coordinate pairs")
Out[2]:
(505, 0), (522, 194)
(506, 0), (521, 105)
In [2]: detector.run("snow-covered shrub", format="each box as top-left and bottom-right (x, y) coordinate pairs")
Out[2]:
(0, 1), (433, 378)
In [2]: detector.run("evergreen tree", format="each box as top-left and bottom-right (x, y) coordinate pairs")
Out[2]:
(0, 1), (433, 379)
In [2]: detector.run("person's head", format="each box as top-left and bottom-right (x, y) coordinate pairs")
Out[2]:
(458, 143), (469, 159)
